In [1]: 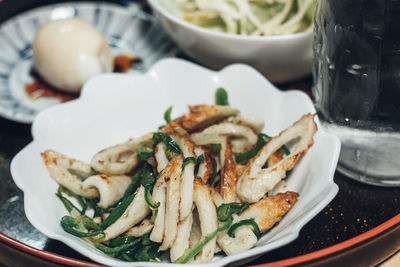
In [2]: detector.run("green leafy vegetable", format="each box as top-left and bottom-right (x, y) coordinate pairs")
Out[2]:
(144, 185), (160, 209)
(152, 132), (183, 155)
(86, 198), (110, 218)
(122, 164), (144, 200)
(235, 133), (291, 163)
(164, 106), (173, 124)
(134, 242), (162, 261)
(141, 235), (152, 246)
(210, 144), (222, 155)
(94, 238), (141, 254)
(77, 195), (89, 214)
(120, 253), (135, 261)
(124, 172), (142, 198)
(140, 163), (156, 187)
(174, 217), (233, 263)
(138, 163), (160, 210)
(75, 215), (101, 231)
(280, 144), (291, 156)
(138, 141), (155, 160)
(235, 133), (270, 163)
(228, 219), (260, 239)
(217, 202), (249, 222)
(196, 154), (205, 165)
(207, 158), (218, 186)
(182, 157), (197, 170)
(108, 236), (139, 247)
(215, 87), (229, 106)
(101, 192), (136, 229)
(56, 186), (82, 215)
(194, 154), (205, 174)
(60, 216), (104, 238)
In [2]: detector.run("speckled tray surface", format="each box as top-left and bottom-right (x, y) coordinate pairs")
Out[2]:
(1, 1), (400, 266)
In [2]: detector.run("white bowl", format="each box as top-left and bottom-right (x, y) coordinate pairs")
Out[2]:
(147, 0), (313, 83)
(11, 59), (340, 266)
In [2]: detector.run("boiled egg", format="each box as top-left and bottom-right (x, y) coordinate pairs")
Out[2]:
(33, 18), (113, 93)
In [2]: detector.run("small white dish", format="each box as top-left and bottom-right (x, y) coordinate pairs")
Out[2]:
(11, 58), (340, 266)
(0, 2), (175, 123)
(148, 0), (313, 84)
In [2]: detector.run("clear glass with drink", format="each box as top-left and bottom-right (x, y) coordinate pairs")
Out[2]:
(313, 0), (400, 186)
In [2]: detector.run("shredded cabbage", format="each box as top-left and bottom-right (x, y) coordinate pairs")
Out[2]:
(161, 0), (316, 36)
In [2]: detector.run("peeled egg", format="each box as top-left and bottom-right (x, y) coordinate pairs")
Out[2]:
(33, 18), (113, 93)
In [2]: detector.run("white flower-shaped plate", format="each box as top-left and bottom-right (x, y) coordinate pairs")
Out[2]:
(10, 58), (340, 266)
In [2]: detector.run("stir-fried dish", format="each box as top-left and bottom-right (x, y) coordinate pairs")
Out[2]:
(161, 0), (316, 36)
(41, 88), (317, 263)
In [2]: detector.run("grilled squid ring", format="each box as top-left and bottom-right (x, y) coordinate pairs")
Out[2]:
(237, 114), (317, 203)
(192, 178), (218, 263)
(101, 185), (150, 241)
(170, 213), (193, 262)
(178, 104), (239, 132)
(225, 114), (265, 134)
(191, 122), (258, 153)
(194, 146), (213, 184)
(154, 142), (169, 173)
(90, 139), (139, 175)
(216, 214), (258, 256)
(150, 155), (183, 250)
(125, 219), (154, 237)
(41, 150), (98, 198)
(82, 174), (132, 209)
(172, 134), (196, 221)
(216, 191), (298, 255)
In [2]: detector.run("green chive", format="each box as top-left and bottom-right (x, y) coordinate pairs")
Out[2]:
(135, 244), (161, 261)
(60, 216), (104, 238)
(228, 219), (261, 239)
(196, 154), (205, 164)
(144, 185), (160, 209)
(182, 157), (196, 170)
(120, 253), (135, 261)
(235, 133), (270, 163)
(281, 145), (291, 155)
(164, 106), (173, 124)
(123, 164), (144, 199)
(153, 132), (183, 155)
(194, 154), (205, 175)
(140, 163), (156, 188)
(94, 238), (141, 254)
(108, 236), (139, 247)
(210, 144), (221, 155)
(77, 196), (88, 214)
(215, 88), (229, 106)
(75, 215), (101, 231)
(207, 158), (218, 186)
(174, 217), (233, 263)
(138, 141), (155, 160)
(101, 192), (136, 229)
(56, 187), (81, 215)
(217, 202), (249, 222)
